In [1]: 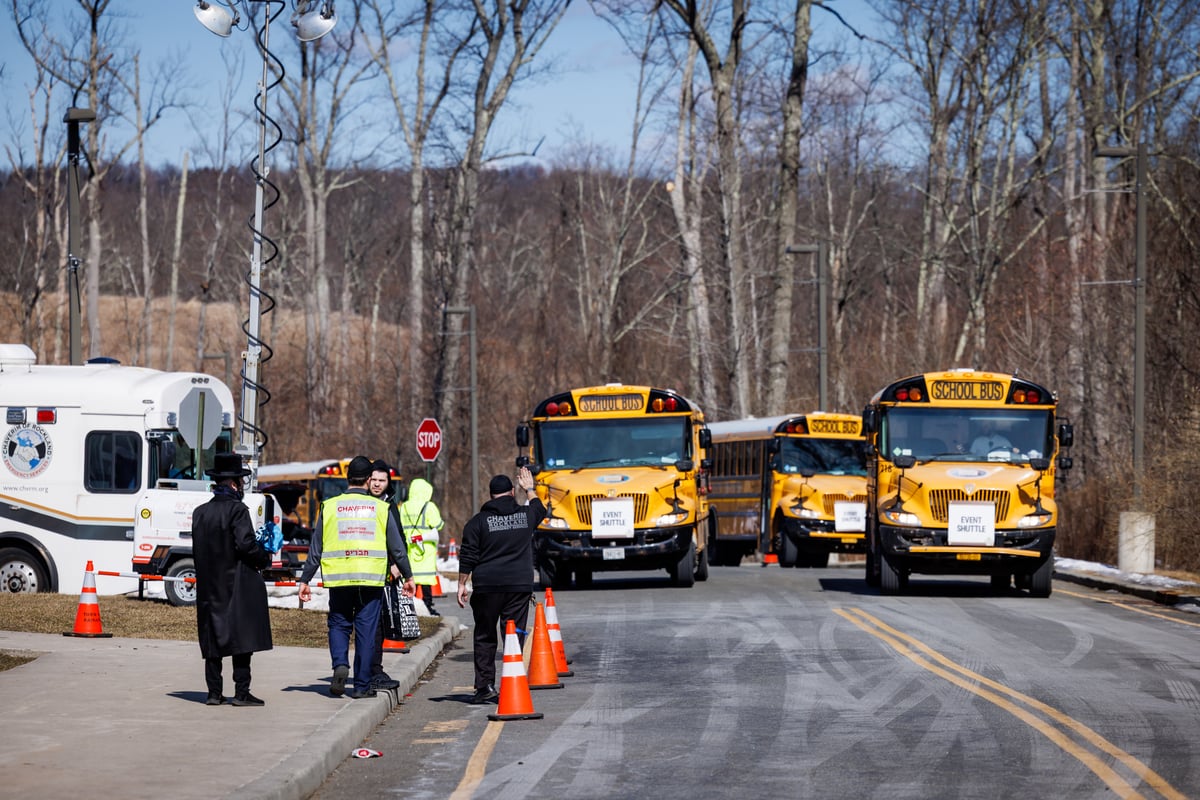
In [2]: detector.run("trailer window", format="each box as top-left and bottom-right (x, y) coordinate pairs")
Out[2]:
(85, 431), (143, 493)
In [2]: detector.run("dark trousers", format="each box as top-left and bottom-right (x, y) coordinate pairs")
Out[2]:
(469, 591), (531, 692)
(418, 583), (437, 610)
(205, 652), (251, 697)
(327, 585), (382, 694)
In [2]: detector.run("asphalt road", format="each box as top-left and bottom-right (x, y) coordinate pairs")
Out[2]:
(310, 566), (1200, 800)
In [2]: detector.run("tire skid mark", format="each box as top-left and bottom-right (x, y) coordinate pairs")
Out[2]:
(836, 606), (1188, 800)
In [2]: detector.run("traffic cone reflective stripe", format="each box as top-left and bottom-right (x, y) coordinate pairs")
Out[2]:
(488, 620), (543, 721)
(63, 561), (113, 638)
(526, 603), (563, 690)
(544, 588), (574, 676)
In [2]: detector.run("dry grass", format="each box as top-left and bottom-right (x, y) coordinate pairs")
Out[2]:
(0, 593), (442, 671)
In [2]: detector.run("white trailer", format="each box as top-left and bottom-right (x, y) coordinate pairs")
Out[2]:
(0, 343), (237, 597)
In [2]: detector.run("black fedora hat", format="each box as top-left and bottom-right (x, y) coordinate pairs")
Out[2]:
(206, 452), (252, 480)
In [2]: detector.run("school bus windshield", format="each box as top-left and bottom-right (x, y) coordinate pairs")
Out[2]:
(882, 407), (1054, 463)
(778, 438), (867, 476)
(537, 417), (689, 469)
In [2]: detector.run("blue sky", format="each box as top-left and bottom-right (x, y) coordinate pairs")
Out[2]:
(1, 1), (873, 170)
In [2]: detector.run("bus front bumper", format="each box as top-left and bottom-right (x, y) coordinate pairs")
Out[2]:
(537, 525), (694, 572)
(878, 524), (1054, 575)
(780, 518), (866, 553)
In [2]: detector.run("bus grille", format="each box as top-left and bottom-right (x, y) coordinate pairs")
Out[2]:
(929, 489), (1010, 523)
(822, 493), (867, 516)
(577, 494), (649, 526)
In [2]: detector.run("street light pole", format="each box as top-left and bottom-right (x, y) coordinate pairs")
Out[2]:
(785, 243), (828, 410)
(64, 107), (95, 366)
(443, 305), (479, 509)
(1096, 142), (1147, 504)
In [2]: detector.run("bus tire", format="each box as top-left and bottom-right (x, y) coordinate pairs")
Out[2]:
(0, 546), (49, 594)
(865, 538), (881, 588)
(990, 573), (1011, 594)
(574, 568), (592, 589)
(694, 541), (709, 582)
(1029, 558), (1053, 598)
(779, 529), (798, 568)
(879, 555), (904, 595)
(164, 558), (198, 607)
(672, 542), (695, 587)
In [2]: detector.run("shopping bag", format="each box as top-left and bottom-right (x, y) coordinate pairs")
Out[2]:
(384, 581), (421, 641)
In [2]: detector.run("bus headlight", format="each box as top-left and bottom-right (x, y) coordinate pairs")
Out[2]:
(1016, 513), (1052, 528)
(655, 512), (688, 526)
(544, 518), (570, 529)
(882, 509), (921, 526)
(796, 508), (821, 519)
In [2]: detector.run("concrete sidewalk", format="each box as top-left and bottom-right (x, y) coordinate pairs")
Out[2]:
(0, 618), (459, 800)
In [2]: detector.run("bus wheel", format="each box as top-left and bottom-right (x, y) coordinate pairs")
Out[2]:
(672, 542), (696, 588)
(0, 547), (48, 593)
(1029, 558), (1053, 598)
(990, 573), (1011, 594)
(574, 568), (593, 589)
(879, 556), (904, 595)
(865, 545), (881, 588)
(694, 543), (709, 582)
(165, 558), (198, 607)
(779, 530), (798, 568)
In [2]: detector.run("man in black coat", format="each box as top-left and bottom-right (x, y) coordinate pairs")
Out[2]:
(193, 452), (274, 707)
(456, 466), (546, 704)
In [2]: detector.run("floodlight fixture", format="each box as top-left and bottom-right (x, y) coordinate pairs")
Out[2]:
(194, 0), (235, 37)
(295, 1), (337, 42)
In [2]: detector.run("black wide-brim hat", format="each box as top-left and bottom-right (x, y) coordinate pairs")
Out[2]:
(206, 452), (252, 479)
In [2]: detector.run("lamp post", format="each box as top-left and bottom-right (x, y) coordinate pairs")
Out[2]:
(785, 243), (828, 410)
(1097, 140), (1151, 572)
(64, 107), (95, 366)
(443, 305), (479, 509)
(193, 0), (337, 487)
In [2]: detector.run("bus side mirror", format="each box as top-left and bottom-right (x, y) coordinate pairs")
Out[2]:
(893, 454), (916, 469)
(516, 424), (530, 448)
(700, 458), (711, 470)
(1030, 457), (1050, 471)
(766, 439), (780, 455)
(674, 458), (694, 472)
(1057, 422), (1073, 449)
(1058, 456), (1073, 472)
(698, 428), (711, 449)
(862, 407), (878, 434)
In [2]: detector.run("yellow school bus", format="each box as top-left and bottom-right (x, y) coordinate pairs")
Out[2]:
(515, 384), (713, 589)
(256, 457), (402, 533)
(707, 412), (867, 567)
(861, 369), (1073, 596)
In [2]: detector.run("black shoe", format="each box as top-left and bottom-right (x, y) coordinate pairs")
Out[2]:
(330, 664), (349, 697)
(231, 693), (265, 707)
(371, 676), (400, 691)
(205, 693), (225, 706)
(469, 685), (499, 705)
(350, 688), (377, 699)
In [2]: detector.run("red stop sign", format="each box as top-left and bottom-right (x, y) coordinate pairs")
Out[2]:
(416, 417), (443, 462)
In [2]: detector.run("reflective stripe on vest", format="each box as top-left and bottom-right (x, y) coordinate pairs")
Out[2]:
(320, 494), (389, 587)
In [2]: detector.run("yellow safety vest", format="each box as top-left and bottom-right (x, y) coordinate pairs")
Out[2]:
(319, 493), (389, 587)
(401, 501), (440, 586)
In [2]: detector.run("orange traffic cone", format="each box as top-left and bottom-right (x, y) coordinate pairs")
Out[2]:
(447, 539), (458, 559)
(382, 637), (410, 653)
(762, 552), (779, 566)
(526, 603), (563, 690)
(432, 574), (444, 598)
(63, 561), (113, 638)
(544, 588), (573, 676)
(488, 620), (543, 721)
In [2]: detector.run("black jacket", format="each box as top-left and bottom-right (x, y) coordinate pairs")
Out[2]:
(458, 495), (547, 593)
(192, 491), (273, 657)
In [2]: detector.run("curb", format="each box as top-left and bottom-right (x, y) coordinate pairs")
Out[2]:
(1053, 568), (1200, 609)
(229, 619), (460, 800)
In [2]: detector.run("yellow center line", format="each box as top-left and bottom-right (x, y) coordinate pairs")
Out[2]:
(1057, 588), (1200, 629)
(448, 720), (504, 800)
(837, 607), (1187, 800)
